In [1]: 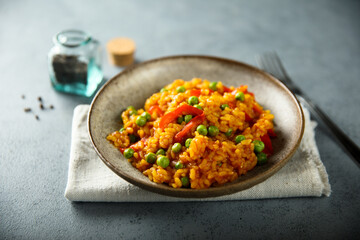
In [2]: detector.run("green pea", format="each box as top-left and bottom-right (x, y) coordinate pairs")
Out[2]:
(177, 116), (184, 124)
(197, 124), (208, 136)
(136, 116), (147, 126)
(175, 162), (184, 169)
(253, 140), (265, 153)
(129, 109), (137, 116)
(188, 96), (199, 106)
(185, 138), (193, 148)
(181, 176), (190, 187)
(123, 148), (134, 159)
(176, 86), (186, 93)
(157, 156), (170, 168)
(256, 152), (267, 165)
(235, 135), (246, 144)
(141, 112), (151, 121)
(209, 82), (217, 91)
(172, 143), (182, 153)
(235, 92), (245, 101)
(129, 134), (137, 143)
(119, 127), (125, 132)
(208, 126), (219, 137)
(160, 88), (168, 93)
(194, 104), (202, 110)
(127, 106), (137, 116)
(220, 104), (229, 110)
(145, 153), (156, 164)
(225, 128), (233, 137)
(156, 149), (166, 156)
(184, 115), (193, 123)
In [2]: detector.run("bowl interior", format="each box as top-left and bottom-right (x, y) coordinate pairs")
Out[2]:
(88, 55), (304, 198)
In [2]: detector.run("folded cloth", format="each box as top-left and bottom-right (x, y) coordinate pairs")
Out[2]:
(65, 105), (331, 202)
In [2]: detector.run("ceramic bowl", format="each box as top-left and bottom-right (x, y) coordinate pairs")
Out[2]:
(88, 55), (304, 198)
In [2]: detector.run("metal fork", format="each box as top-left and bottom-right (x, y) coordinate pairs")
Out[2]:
(256, 52), (360, 167)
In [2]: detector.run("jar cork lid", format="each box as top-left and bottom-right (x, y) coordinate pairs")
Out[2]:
(106, 37), (136, 66)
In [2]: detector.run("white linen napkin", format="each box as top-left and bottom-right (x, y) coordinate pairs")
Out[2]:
(65, 105), (331, 202)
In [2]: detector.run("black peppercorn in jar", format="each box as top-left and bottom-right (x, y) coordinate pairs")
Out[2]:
(48, 30), (103, 97)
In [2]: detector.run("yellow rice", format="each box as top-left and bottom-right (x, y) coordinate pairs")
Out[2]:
(107, 78), (275, 189)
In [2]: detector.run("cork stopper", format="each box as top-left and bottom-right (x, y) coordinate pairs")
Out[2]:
(106, 38), (136, 67)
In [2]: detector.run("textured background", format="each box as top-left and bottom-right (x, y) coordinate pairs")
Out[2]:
(1, 0), (359, 239)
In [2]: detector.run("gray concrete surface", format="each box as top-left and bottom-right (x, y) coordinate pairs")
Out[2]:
(1, 0), (359, 239)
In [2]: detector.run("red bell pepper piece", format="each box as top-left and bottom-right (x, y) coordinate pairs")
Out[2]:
(174, 113), (205, 143)
(119, 137), (147, 154)
(189, 88), (215, 96)
(228, 102), (236, 109)
(238, 85), (248, 93)
(148, 105), (164, 117)
(231, 85), (248, 95)
(261, 133), (273, 155)
(268, 129), (277, 138)
(159, 104), (203, 129)
(189, 89), (201, 97)
(245, 112), (252, 122)
(119, 145), (136, 154)
(223, 85), (232, 92)
(253, 103), (263, 115)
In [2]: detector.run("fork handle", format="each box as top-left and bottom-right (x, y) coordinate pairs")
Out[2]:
(297, 95), (360, 167)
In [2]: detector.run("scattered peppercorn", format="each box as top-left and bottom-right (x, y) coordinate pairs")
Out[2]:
(22, 96), (55, 120)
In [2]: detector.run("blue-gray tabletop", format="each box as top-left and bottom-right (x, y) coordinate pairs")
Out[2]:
(1, 0), (359, 239)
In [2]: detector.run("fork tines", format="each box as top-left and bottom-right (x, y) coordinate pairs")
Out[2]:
(256, 52), (291, 83)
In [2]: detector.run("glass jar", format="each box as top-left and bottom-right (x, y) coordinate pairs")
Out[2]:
(48, 30), (103, 97)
